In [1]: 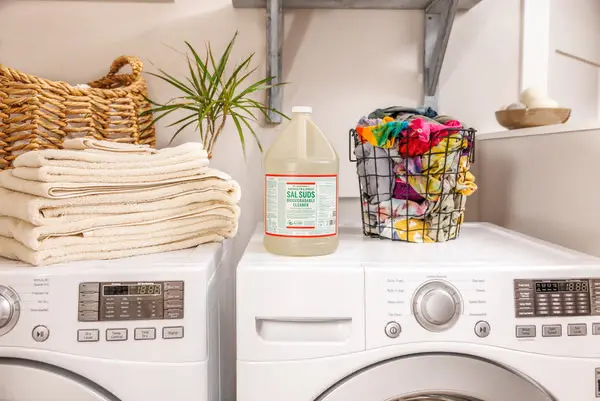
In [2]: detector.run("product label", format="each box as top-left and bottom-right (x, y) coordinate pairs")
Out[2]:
(265, 174), (337, 238)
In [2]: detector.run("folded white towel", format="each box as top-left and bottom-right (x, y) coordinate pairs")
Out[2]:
(0, 202), (240, 250)
(11, 160), (209, 183)
(0, 207), (238, 250)
(0, 179), (240, 226)
(0, 167), (232, 199)
(13, 142), (208, 169)
(0, 229), (230, 266)
(62, 138), (156, 153)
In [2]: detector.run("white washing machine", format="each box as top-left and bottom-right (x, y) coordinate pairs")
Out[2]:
(0, 243), (229, 401)
(237, 223), (600, 401)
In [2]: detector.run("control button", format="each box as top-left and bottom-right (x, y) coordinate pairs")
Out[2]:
(32, 325), (50, 342)
(165, 309), (184, 319)
(384, 321), (401, 338)
(165, 290), (183, 300)
(78, 302), (99, 312)
(162, 326), (184, 339)
(106, 328), (128, 341)
(78, 311), (99, 322)
(77, 329), (99, 342)
(79, 282), (99, 293)
(164, 300), (183, 309)
(134, 327), (156, 340)
(592, 323), (600, 335)
(542, 324), (562, 337)
(78, 293), (99, 302)
(164, 282), (184, 291)
(517, 310), (534, 317)
(567, 323), (587, 336)
(516, 325), (536, 338)
(516, 291), (533, 299)
(516, 300), (533, 308)
(514, 280), (533, 290)
(474, 321), (491, 338)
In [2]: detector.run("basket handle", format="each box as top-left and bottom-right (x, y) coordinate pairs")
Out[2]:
(107, 56), (143, 80)
(88, 56), (143, 88)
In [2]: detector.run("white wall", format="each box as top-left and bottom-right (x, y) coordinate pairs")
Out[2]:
(548, 0), (600, 124)
(475, 128), (600, 258)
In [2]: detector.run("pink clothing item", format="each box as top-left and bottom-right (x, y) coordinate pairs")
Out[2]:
(398, 118), (462, 157)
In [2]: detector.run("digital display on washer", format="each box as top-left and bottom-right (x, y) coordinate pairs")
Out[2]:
(515, 278), (600, 318)
(535, 280), (589, 293)
(103, 284), (162, 296)
(78, 281), (184, 322)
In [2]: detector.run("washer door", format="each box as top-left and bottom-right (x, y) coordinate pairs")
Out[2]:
(317, 354), (555, 401)
(0, 359), (120, 401)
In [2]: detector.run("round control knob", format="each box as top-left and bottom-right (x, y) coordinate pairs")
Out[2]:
(0, 296), (11, 327)
(0, 286), (20, 336)
(412, 280), (462, 332)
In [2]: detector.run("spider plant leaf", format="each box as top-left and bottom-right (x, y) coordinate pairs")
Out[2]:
(232, 103), (259, 121)
(223, 53), (255, 93)
(166, 112), (198, 128)
(186, 55), (203, 94)
(232, 76), (279, 102)
(229, 65), (259, 92)
(168, 118), (198, 146)
(239, 98), (290, 121)
(213, 31), (237, 85)
(148, 102), (200, 115)
(142, 94), (166, 107)
(237, 99), (270, 120)
(146, 71), (197, 98)
(149, 105), (196, 128)
(185, 41), (211, 91)
(232, 111), (263, 153)
(230, 111), (247, 159)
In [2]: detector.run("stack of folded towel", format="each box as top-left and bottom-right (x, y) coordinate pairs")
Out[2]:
(0, 138), (241, 266)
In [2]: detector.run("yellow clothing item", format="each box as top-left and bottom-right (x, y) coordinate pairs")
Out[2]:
(456, 155), (477, 196)
(392, 218), (434, 243)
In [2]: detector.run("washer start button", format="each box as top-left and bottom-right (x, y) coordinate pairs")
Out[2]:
(32, 325), (50, 342)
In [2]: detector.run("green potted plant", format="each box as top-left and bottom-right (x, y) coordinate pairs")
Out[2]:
(143, 31), (287, 158)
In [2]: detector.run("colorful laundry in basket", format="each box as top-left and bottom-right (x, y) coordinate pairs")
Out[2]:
(354, 105), (477, 242)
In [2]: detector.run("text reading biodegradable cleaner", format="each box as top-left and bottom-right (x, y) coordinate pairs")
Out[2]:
(263, 106), (339, 256)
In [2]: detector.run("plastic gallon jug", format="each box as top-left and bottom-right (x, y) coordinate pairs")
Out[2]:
(264, 106), (339, 256)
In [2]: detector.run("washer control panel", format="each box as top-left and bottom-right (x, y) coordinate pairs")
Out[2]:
(78, 281), (184, 322)
(514, 278), (600, 318)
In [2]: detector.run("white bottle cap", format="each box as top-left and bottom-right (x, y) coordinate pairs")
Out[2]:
(292, 106), (312, 113)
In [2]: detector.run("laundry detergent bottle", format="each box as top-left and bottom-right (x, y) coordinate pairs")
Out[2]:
(264, 106), (339, 256)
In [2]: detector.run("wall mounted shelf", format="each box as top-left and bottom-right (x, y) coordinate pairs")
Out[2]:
(232, 0), (483, 123)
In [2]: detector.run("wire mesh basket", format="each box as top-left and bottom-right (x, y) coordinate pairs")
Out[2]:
(349, 120), (476, 243)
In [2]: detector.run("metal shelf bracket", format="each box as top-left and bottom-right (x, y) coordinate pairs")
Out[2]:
(424, 0), (459, 110)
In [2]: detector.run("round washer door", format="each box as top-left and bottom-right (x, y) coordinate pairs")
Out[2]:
(0, 359), (120, 401)
(317, 354), (555, 401)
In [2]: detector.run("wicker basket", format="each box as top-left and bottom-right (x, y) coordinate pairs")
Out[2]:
(0, 56), (155, 169)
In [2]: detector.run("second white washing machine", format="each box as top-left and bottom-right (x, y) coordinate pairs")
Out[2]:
(237, 223), (600, 401)
(0, 242), (234, 401)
